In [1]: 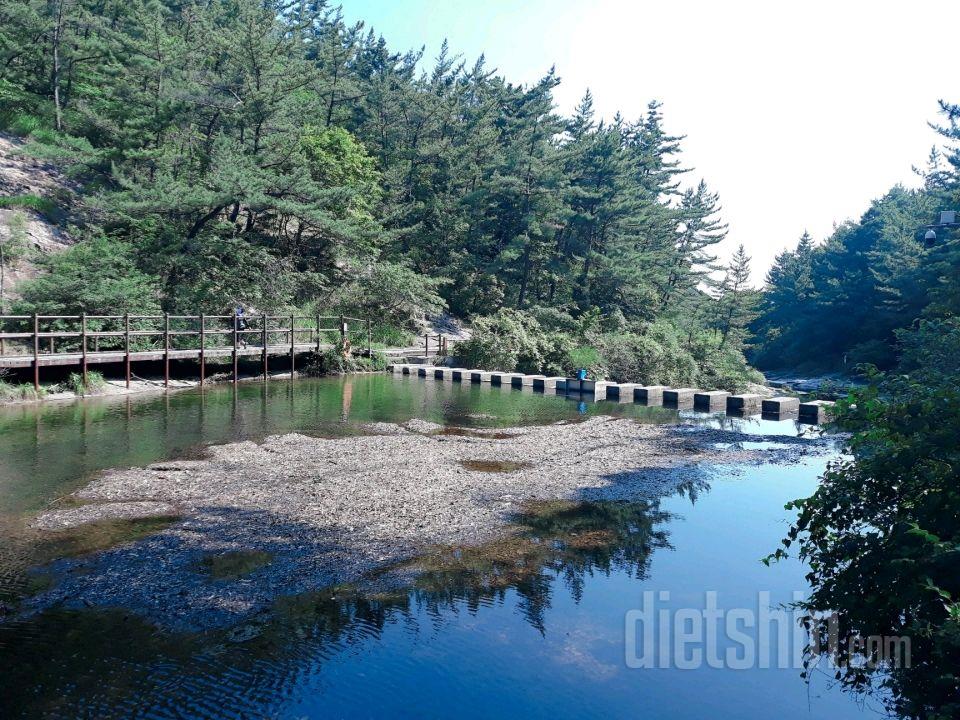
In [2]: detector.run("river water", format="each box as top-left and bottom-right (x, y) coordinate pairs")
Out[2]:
(0, 376), (877, 719)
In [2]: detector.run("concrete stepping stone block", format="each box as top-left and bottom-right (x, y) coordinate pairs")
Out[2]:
(663, 388), (698, 407)
(634, 385), (669, 405)
(606, 383), (641, 402)
(726, 394), (762, 415)
(761, 396), (800, 415)
(799, 400), (836, 424)
(517, 374), (546, 387)
(532, 376), (566, 391)
(694, 390), (730, 411)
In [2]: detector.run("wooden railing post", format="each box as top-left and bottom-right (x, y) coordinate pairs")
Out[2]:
(289, 313), (296, 378)
(232, 313), (239, 384)
(316, 314), (321, 353)
(32, 313), (39, 391)
(367, 319), (372, 357)
(424, 333), (429, 357)
(339, 314), (346, 347)
(199, 313), (205, 386)
(163, 313), (170, 388)
(81, 312), (88, 388)
(262, 313), (268, 381)
(124, 313), (131, 389)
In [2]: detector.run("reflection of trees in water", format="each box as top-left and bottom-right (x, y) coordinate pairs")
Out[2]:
(403, 497), (682, 635)
(0, 491), (700, 718)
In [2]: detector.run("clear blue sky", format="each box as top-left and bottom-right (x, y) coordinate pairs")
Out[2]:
(340, 0), (959, 283)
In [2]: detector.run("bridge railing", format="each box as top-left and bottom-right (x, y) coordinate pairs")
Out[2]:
(0, 313), (372, 390)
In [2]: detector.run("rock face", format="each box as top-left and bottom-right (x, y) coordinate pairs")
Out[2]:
(0, 133), (78, 303)
(22, 417), (836, 630)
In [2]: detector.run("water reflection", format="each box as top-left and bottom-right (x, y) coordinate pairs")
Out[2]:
(0, 497), (683, 719)
(0, 376), (683, 517)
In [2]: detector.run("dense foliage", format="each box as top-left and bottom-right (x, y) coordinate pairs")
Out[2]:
(771, 320), (960, 718)
(764, 103), (960, 719)
(753, 104), (960, 371)
(0, 0), (756, 383)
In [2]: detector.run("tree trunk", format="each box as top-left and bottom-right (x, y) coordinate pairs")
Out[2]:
(517, 246), (531, 308)
(52, 0), (65, 131)
(0, 242), (6, 315)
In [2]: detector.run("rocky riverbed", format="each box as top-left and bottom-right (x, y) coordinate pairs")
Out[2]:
(17, 417), (837, 630)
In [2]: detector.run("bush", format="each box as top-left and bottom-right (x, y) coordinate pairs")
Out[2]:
(565, 345), (606, 379)
(0, 194), (58, 218)
(369, 324), (414, 349)
(6, 113), (42, 136)
(455, 309), (554, 373)
(0, 379), (46, 402)
(13, 237), (161, 316)
(67, 371), (107, 396)
(598, 321), (699, 386)
(328, 261), (448, 330)
(770, 320), (960, 718)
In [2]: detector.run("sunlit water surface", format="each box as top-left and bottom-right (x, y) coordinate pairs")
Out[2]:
(0, 375), (873, 719)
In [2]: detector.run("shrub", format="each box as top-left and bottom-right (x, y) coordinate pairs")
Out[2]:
(565, 345), (606, 379)
(6, 113), (42, 136)
(455, 309), (550, 373)
(0, 194), (58, 218)
(369, 324), (414, 349)
(13, 237), (161, 316)
(67, 371), (107, 396)
(0, 379), (46, 402)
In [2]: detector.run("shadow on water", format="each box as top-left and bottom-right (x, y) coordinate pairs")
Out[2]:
(0, 495), (684, 719)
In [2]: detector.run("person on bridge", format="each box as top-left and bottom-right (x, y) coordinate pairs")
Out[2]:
(236, 305), (248, 348)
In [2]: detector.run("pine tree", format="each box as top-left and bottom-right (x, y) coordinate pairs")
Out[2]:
(715, 244), (756, 347)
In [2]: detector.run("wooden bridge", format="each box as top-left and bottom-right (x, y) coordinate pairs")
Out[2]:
(0, 313), (371, 390)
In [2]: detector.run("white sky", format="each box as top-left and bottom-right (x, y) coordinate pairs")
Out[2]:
(343, 0), (959, 284)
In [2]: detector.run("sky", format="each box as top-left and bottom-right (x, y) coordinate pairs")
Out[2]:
(340, 0), (959, 284)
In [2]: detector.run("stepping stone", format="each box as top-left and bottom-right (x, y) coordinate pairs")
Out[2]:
(799, 400), (836, 424)
(514, 375), (546, 387)
(565, 378), (582, 393)
(470, 370), (493, 383)
(761, 396), (800, 415)
(634, 385), (669, 405)
(490, 372), (523, 387)
(417, 367), (431, 377)
(605, 383), (641, 402)
(663, 388), (698, 407)
(582, 380), (614, 400)
(694, 390), (730, 411)
(433, 367), (454, 380)
(726, 394), (762, 414)
(451, 368), (471, 381)
(532, 376), (566, 391)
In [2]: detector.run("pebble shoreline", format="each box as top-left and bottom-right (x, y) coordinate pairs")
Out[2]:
(21, 417), (836, 630)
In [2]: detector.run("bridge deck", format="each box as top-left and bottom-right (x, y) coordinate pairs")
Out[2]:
(0, 343), (326, 369)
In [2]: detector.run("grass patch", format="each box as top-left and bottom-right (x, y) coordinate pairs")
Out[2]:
(196, 550), (273, 580)
(0, 379), (46, 402)
(31, 515), (180, 564)
(0, 193), (58, 218)
(67, 370), (107, 396)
